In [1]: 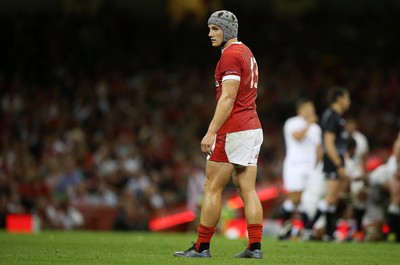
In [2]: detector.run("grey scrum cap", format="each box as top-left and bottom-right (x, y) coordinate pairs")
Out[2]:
(208, 10), (238, 42)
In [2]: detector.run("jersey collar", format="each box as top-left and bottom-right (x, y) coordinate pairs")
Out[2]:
(221, 41), (242, 53)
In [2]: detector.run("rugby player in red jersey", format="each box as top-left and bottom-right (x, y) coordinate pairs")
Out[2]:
(174, 10), (264, 259)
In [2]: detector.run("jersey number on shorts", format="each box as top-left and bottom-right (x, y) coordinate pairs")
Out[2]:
(250, 57), (258, 89)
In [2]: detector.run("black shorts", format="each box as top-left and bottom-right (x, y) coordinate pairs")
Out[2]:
(323, 155), (344, 180)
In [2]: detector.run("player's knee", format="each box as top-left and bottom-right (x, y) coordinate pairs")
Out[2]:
(325, 197), (337, 205)
(204, 180), (224, 194)
(291, 197), (301, 205)
(287, 192), (302, 205)
(237, 183), (255, 195)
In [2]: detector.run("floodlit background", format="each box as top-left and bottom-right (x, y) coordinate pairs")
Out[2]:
(0, 0), (399, 232)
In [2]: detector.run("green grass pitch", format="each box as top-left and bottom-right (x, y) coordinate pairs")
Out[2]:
(1, 230), (399, 265)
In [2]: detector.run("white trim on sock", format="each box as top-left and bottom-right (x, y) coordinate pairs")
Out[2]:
(317, 200), (329, 212)
(328, 205), (336, 213)
(283, 199), (295, 212)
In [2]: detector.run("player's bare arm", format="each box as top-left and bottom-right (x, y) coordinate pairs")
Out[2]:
(292, 126), (309, 141)
(292, 103), (318, 141)
(324, 131), (341, 166)
(324, 131), (346, 178)
(394, 131), (400, 162)
(292, 126), (311, 141)
(201, 79), (239, 156)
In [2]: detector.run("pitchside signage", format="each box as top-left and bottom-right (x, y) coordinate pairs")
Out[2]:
(6, 214), (40, 233)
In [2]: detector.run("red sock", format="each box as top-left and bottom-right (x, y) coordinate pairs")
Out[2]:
(195, 224), (216, 252)
(247, 224), (263, 250)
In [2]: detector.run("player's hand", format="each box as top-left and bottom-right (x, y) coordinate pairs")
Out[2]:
(201, 131), (216, 156)
(305, 112), (318, 124)
(337, 166), (347, 179)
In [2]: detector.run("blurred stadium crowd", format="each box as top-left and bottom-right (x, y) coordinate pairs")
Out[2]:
(0, 1), (399, 233)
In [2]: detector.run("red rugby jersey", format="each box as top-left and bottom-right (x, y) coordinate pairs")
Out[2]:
(214, 42), (261, 133)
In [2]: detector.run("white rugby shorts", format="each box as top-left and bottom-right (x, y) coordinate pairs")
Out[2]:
(283, 160), (316, 192)
(208, 129), (263, 166)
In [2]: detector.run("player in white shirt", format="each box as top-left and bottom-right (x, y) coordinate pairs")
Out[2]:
(346, 119), (369, 172)
(366, 132), (400, 242)
(278, 99), (322, 240)
(387, 136), (400, 242)
(345, 119), (369, 240)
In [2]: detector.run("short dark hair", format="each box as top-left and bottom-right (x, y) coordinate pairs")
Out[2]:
(295, 98), (312, 111)
(327, 86), (347, 104)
